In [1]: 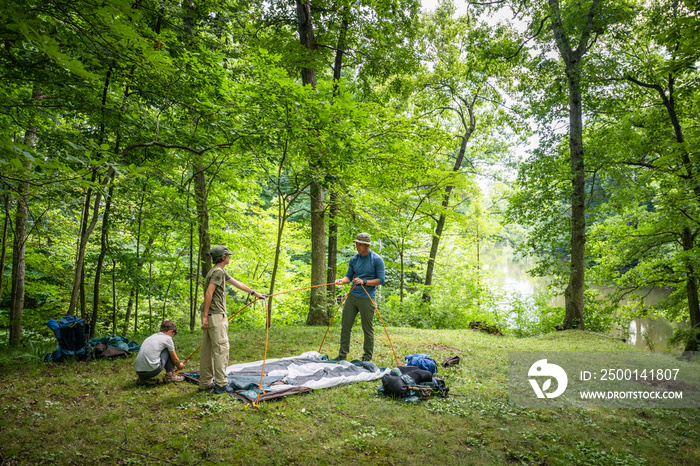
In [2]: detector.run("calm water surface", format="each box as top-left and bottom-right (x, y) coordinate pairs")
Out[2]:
(492, 253), (688, 350)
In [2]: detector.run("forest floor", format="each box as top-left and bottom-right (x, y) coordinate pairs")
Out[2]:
(0, 326), (698, 465)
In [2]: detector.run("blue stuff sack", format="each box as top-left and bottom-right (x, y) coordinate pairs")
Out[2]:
(404, 353), (438, 374)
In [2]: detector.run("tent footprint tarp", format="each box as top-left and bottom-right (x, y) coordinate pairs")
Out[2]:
(187, 351), (390, 402)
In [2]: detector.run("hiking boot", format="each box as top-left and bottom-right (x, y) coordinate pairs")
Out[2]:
(334, 355), (347, 361)
(137, 376), (158, 385)
(361, 357), (371, 362)
(198, 382), (216, 392)
(212, 384), (233, 395)
(163, 373), (184, 384)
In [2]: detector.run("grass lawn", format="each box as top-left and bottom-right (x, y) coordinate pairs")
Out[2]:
(0, 326), (698, 465)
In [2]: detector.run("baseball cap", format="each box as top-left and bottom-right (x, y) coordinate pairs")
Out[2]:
(210, 245), (232, 258)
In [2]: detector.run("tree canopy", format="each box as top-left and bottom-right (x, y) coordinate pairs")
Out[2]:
(1, 0), (698, 351)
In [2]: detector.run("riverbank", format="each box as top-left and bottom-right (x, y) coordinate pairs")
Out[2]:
(1, 326), (697, 465)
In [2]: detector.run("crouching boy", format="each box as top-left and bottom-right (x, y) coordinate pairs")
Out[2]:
(134, 320), (185, 384)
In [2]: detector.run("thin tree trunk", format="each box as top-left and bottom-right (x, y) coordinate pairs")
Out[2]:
(188, 186), (196, 330)
(423, 110), (473, 303)
(133, 182), (147, 334)
(0, 195), (10, 305)
(327, 190), (339, 304)
(68, 178), (102, 315)
(112, 258), (117, 336)
(91, 170), (115, 337)
(122, 289), (134, 337)
(162, 257), (181, 321)
(90, 65), (116, 336)
(194, 161), (211, 279)
(681, 227), (700, 352)
(148, 261), (153, 331)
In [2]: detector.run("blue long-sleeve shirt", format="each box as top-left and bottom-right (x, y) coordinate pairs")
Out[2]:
(344, 250), (385, 299)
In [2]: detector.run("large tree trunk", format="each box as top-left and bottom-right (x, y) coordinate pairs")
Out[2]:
(307, 182), (328, 325)
(326, 14), (348, 305)
(549, 0), (598, 330)
(295, 0), (328, 325)
(562, 74), (586, 330)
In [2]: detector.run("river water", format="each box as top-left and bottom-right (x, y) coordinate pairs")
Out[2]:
(492, 252), (688, 350)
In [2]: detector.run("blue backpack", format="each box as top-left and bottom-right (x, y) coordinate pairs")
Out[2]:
(404, 353), (438, 374)
(44, 316), (90, 362)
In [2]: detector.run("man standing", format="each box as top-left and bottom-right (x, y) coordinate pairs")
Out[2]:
(334, 232), (385, 362)
(200, 245), (267, 394)
(134, 319), (185, 385)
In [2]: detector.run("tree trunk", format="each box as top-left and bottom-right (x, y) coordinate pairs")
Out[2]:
(548, 0), (598, 330)
(326, 11), (349, 305)
(112, 258), (117, 336)
(423, 111), (472, 303)
(188, 187), (196, 331)
(91, 171), (115, 337)
(9, 181), (29, 346)
(268, 201), (288, 324)
(0, 195), (10, 305)
(194, 160), (211, 279)
(681, 227), (700, 353)
(295, 0), (328, 325)
(327, 190), (339, 304)
(122, 288), (135, 337)
(307, 182), (329, 325)
(562, 73), (586, 330)
(9, 88), (41, 346)
(67, 177), (103, 315)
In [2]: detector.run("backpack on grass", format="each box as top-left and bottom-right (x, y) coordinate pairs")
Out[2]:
(44, 316), (90, 362)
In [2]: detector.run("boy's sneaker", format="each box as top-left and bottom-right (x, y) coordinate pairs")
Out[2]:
(212, 384), (233, 395)
(163, 373), (184, 384)
(137, 376), (158, 385)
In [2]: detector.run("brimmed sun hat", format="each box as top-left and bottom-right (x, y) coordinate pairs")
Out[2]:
(353, 232), (371, 245)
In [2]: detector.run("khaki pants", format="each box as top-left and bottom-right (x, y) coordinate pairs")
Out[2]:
(339, 294), (375, 361)
(199, 313), (229, 389)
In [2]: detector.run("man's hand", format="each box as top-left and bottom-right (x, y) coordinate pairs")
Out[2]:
(253, 291), (267, 299)
(334, 278), (344, 286)
(352, 277), (364, 285)
(201, 317), (209, 330)
(178, 361), (185, 371)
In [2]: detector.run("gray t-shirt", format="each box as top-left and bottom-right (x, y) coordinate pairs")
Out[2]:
(134, 332), (175, 372)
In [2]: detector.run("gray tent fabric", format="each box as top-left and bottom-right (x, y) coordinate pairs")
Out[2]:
(223, 351), (390, 402)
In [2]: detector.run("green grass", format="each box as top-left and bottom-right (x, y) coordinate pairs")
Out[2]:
(0, 326), (698, 465)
